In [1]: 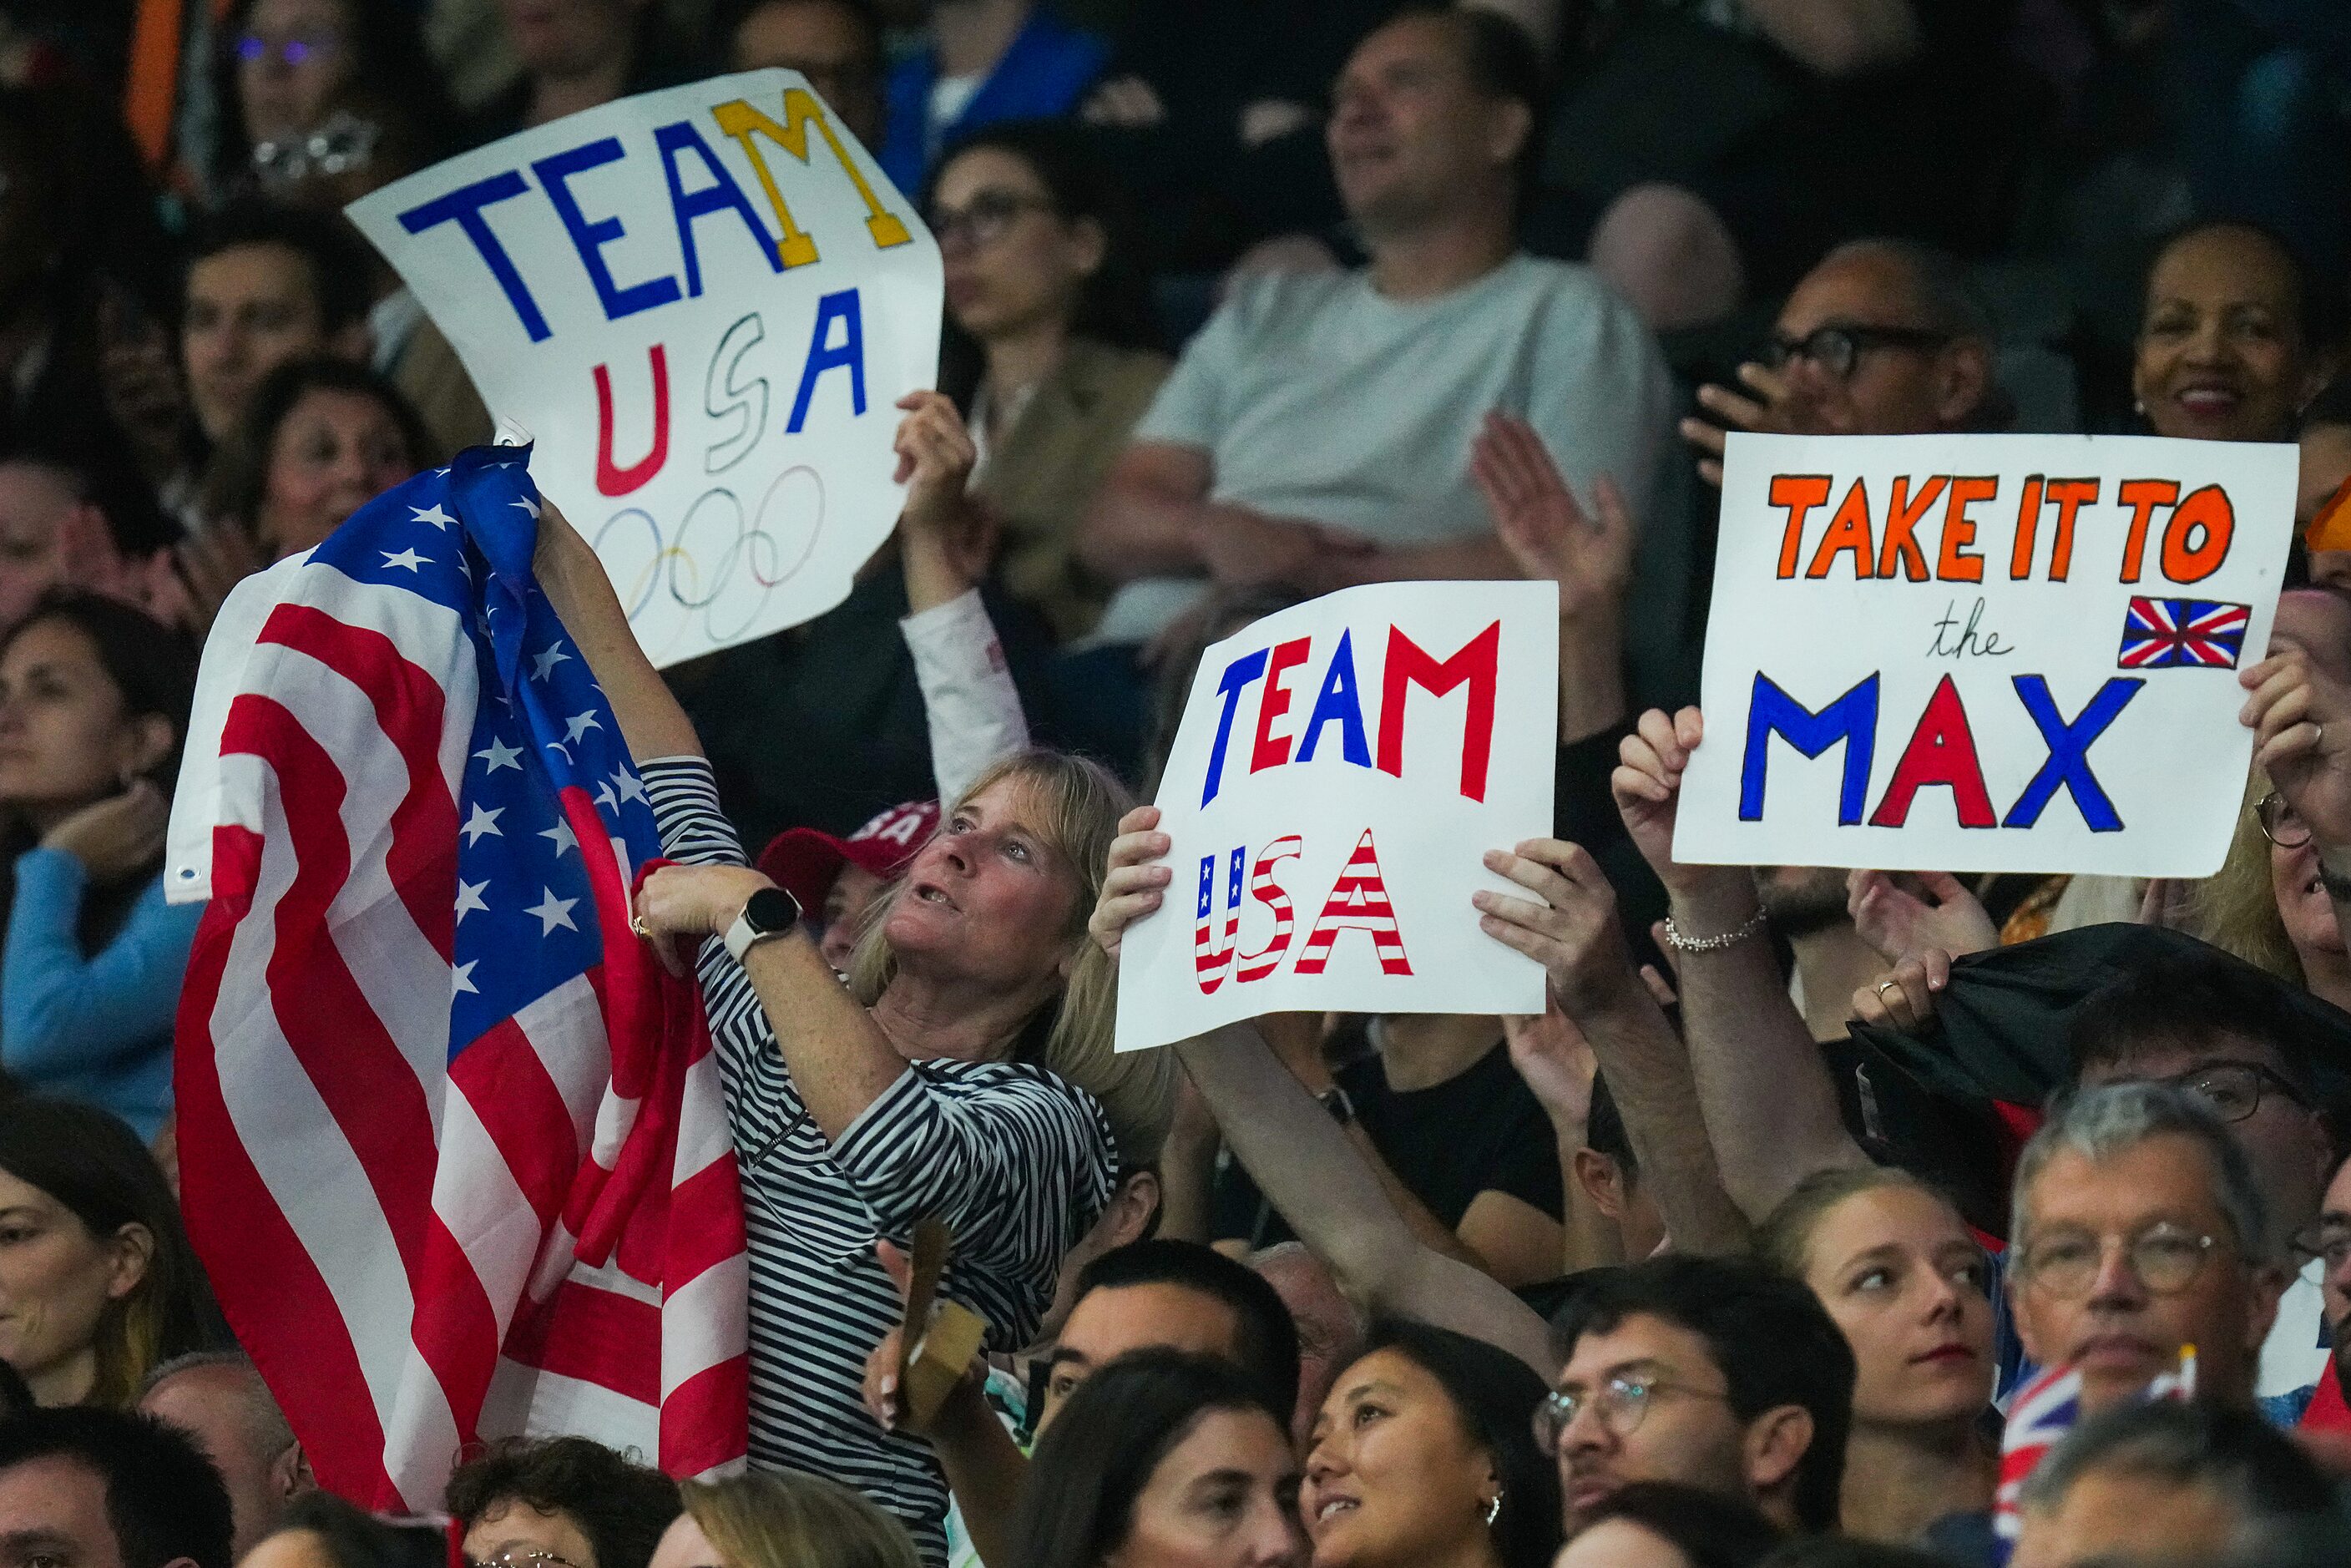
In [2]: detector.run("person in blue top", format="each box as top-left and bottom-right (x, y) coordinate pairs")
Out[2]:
(0, 591), (201, 1141)
(880, 0), (1107, 196)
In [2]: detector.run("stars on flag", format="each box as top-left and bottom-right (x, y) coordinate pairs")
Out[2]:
(610, 768), (647, 806)
(460, 804), (504, 846)
(380, 548), (429, 573)
(409, 503), (455, 529)
(563, 711), (602, 743)
(531, 643), (572, 682)
(473, 737), (522, 774)
(525, 888), (579, 935)
(454, 879), (489, 923)
(513, 496), (541, 520)
(452, 960), (478, 994)
(540, 821), (579, 857)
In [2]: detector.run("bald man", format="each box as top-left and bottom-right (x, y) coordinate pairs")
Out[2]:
(139, 1353), (310, 1560)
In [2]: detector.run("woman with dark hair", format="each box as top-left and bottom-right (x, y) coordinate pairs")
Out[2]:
(1556, 1481), (1782, 1568)
(2132, 220), (2340, 447)
(1304, 1321), (1561, 1568)
(205, 357), (430, 561)
(245, 1493), (446, 1568)
(927, 119), (1168, 643)
(1014, 1348), (1305, 1568)
(0, 1095), (218, 1407)
(447, 1436), (681, 1568)
(0, 592), (201, 1137)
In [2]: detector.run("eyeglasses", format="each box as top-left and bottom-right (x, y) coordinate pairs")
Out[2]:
(2148, 1059), (2308, 1124)
(1762, 323), (1954, 380)
(2015, 1221), (2224, 1300)
(250, 111), (381, 189)
(235, 31), (341, 67)
(468, 1552), (585, 1568)
(1532, 1373), (1732, 1453)
(2257, 789), (2311, 850)
(928, 190), (1055, 250)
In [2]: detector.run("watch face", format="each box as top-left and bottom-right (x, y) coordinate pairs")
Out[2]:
(746, 885), (802, 934)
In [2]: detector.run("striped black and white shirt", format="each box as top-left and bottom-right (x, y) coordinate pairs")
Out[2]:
(645, 759), (1115, 1561)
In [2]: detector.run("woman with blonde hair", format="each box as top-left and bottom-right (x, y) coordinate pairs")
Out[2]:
(650, 1473), (923, 1568)
(535, 395), (1173, 1560)
(2189, 766), (2351, 1009)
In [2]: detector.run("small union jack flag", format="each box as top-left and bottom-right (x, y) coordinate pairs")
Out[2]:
(2118, 596), (2251, 670)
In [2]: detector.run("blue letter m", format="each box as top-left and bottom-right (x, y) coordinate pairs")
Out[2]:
(1739, 672), (1880, 824)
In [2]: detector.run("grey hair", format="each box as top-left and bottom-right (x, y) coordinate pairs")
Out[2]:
(2018, 1401), (2335, 1526)
(1820, 236), (1995, 341)
(139, 1349), (296, 1464)
(2009, 1082), (2273, 1265)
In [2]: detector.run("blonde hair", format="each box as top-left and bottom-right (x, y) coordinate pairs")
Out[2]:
(1757, 1165), (1954, 1282)
(2187, 766), (2303, 985)
(680, 1472), (923, 1568)
(846, 749), (1177, 1173)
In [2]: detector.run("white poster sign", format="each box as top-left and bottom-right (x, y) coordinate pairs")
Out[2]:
(349, 70), (941, 666)
(1676, 433), (2299, 877)
(1115, 582), (1556, 1053)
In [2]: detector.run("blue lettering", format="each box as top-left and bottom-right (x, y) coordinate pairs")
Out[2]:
(1739, 672), (1880, 825)
(1295, 630), (1371, 768)
(654, 120), (780, 297)
(1201, 649), (1271, 807)
(532, 137), (684, 321)
(786, 289), (867, 432)
(2002, 675), (2141, 831)
(397, 170), (549, 342)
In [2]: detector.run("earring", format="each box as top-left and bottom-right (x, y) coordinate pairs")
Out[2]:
(1484, 1492), (1503, 1527)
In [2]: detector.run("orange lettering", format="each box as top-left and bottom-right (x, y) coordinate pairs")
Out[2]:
(2118, 478), (2180, 584)
(1771, 475), (1833, 579)
(2043, 478), (2101, 580)
(1938, 477), (1997, 583)
(2009, 474), (2044, 579)
(2161, 483), (2234, 584)
(1876, 475), (1947, 580)
(1805, 478), (1877, 579)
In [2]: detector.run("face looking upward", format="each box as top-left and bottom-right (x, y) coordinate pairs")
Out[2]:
(2133, 226), (2329, 445)
(1326, 16), (1525, 243)
(881, 776), (1084, 998)
(1105, 1408), (1307, 1568)
(1797, 1185), (1993, 1429)
(1304, 1348), (1500, 1568)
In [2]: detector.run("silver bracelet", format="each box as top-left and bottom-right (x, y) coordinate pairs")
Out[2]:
(1661, 909), (1768, 953)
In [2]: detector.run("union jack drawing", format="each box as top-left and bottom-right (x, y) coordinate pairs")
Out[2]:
(2117, 596), (2250, 670)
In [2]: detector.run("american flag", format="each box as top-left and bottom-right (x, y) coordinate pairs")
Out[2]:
(2117, 596), (2251, 670)
(171, 446), (748, 1509)
(1990, 1349), (2195, 1560)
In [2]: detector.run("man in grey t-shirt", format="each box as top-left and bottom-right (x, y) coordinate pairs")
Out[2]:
(1077, 7), (1672, 650)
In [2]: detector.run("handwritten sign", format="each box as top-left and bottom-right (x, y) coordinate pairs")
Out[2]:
(1116, 583), (1556, 1053)
(349, 70), (942, 666)
(1675, 433), (2299, 877)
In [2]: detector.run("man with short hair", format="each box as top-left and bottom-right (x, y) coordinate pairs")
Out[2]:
(2011, 1401), (2338, 1568)
(1681, 237), (2002, 487)
(1080, 7), (1668, 652)
(180, 204), (371, 448)
(2008, 1083), (2291, 1415)
(137, 1352), (309, 1562)
(0, 1404), (235, 1568)
(731, 0), (887, 149)
(1039, 1237), (1302, 1428)
(1544, 1255), (1854, 1535)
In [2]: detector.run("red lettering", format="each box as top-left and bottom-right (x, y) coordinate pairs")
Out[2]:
(1249, 639), (1313, 773)
(2043, 478), (2101, 580)
(2117, 478), (2179, 584)
(1868, 675), (1996, 828)
(1771, 474), (1833, 579)
(1294, 829), (1412, 976)
(1876, 475), (1946, 581)
(1233, 837), (1303, 983)
(594, 343), (671, 496)
(1938, 477), (1996, 582)
(2161, 483), (2234, 584)
(1805, 478), (1877, 579)
(1378, 622), (1500, 802)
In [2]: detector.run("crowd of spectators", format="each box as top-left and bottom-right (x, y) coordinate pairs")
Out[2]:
(0, 1), (2342, 1567)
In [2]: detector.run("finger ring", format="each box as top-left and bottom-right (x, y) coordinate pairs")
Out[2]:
(630, 915), (652, 940)
(1875, 980), (1899, 999)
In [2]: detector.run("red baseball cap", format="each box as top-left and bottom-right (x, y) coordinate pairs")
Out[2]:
(757, 799), (941, 913)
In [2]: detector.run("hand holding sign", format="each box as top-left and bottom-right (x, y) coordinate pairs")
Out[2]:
(2241, 648), (2351, 847)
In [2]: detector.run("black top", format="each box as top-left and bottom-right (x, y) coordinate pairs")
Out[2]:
(1213, 1027), (1565, 1250)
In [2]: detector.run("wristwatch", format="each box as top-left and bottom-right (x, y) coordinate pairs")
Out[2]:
(724, 885), (804, 963)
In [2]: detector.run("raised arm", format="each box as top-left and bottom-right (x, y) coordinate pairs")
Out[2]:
(1613, 709), (1870, 1220)
(2242, 647), (2351, 970)
(528, 497), (701, 762)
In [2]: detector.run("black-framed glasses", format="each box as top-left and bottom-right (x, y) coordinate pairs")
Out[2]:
(1762, 323), (1954, 380)
(235, 31), (340, 67)
(1533, 1374), (1732, 1453)
(2015, 1221), (2223, 1300)
(2148, 1059), (2309, 1124)
(2257, 789), (2312, 850)
(928, 190), (1055, 250)
(468, 1553), (585, 1568)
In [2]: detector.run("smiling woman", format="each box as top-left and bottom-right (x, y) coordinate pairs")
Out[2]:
(2131, 221), (2341, 447)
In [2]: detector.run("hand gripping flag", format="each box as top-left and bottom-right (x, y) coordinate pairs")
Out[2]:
(170, 446), (747, 1508)
(1990, 1348), (2194, 1561)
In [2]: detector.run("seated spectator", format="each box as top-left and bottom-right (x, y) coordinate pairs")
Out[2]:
(212, 0), (458, 205)
(928, 121), (1167, 644)
(544, 484), (1175, 1555)
(0, 1096), (217, 1406)
(1545, 1257), (1855, 1535)
(179, 203), (374, 458)
(2010, 1402), (2338, 1568)
(1556, 1481), (1782, 1568)
(1251, 1241), (1368, 1445)
(1014, 1348), (1305, 1568)
(468, 0), (693, 143)
(2192, 756), (2351, 1013)
(1758, 1169), (1995, 1551)
(727, 0), (887, 149)
(2009, 1083), (2287, 1415)
(1078, 8), (1668, 680)
(0, 1405), (232, 1568)
(879, 1), (1106, 197)
(1305, 1322), (1561, 1568)
(1681, 239), (2001, 488)
(2131, 220), (2339, 447)
(139, 1351), (310, 1561)
(0, 594), (202, 1136)
(244, 1493), (445, 1568)
(650, 1472), (923, 1568)
(205, 357), (428, 561)
(0, 442), (179, 631)
(447, 1436), (681, 1568)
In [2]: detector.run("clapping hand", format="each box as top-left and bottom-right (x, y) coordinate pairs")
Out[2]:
(1846, 869), (1997, 964)
(1470, 411), (1634, 619)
